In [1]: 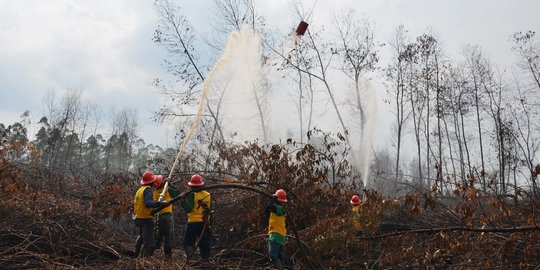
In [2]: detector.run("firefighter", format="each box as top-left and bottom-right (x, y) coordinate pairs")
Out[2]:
(266, 189), (287, 270)
(133, 170), (169, 257)
(350, 195), (363, 231)
(152, 176), (180, 257)
(180, 174), (212, 261)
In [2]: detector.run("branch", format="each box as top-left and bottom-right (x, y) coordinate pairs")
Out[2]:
(151, 184), (273, 215)
(362, 226), (540, 239)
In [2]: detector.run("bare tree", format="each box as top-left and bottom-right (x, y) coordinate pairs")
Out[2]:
(210, 0), (260, 34)
(41, 90), (82, 172)
(511, 79), (540, 197)
(333, 9), (378, 137)
(512, 31), (540, 91)
(455, 66), (474, 181)
(386, 25), (412, 179)
(402, 41), (426, 186)
(86, 104), (103, 174)
(484, 69), (511, 193)
(272, 4), (369, 184)
(111, 108), (139, 172)
(288, 38), (316, 143)
(416, 34), (438, 189)
(463, 45), (489, 190)
(153, 0), (224, 141)
(445, 67), (469, 185)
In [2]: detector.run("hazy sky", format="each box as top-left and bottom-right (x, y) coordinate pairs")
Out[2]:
(0, 0), (538, 146)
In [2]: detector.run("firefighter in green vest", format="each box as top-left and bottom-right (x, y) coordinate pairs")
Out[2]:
(152, 176), (180, 257)
(180, 174), (212, 260)
(350, 195), (362, 231)
(133, 170), (169, 257)
(266, 189), (287, 270)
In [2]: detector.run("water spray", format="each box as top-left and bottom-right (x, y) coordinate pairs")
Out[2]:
(159, 29), (242, 200)
(360, 82), (377, 201)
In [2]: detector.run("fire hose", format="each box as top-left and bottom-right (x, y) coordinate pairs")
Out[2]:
(151, 183), (324, 270)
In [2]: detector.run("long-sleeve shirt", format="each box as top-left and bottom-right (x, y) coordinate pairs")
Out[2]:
(134, 185), (163, 219)
(143, 186), (162, 208)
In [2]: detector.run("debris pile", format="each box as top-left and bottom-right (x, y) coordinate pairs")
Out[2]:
(0, 138), (538, 269)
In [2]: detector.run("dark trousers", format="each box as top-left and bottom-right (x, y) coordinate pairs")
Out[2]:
(155, 213), (174, 256)
(183, 222), (211, 259)
(268, 240), (284, 270)
(134, 218), (154, 257)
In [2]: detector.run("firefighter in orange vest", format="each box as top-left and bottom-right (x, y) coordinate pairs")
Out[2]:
(350, 195), (363, 231)
(152, 176), (180, 257)
(266, 189), (287, 270)
(133, 170), (169, 257)
(180, 174), (212, 260)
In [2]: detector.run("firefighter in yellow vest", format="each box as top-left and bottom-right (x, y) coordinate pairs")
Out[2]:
(180, 174), (212, 260)
(266, 189), (287, 270)
(133, 170), (169, 257)
(350, 195), (363, 231)
(152, 176), (180, 257)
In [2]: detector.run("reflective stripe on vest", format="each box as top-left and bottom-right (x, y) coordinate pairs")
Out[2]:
(188, 190), (211, 223)
(134, 186), (152, 219)
(268, 212), (287, 237)
(153, 188), (173, 214)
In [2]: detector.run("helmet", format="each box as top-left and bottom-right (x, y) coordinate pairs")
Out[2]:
(153, 175), (164, 188)
(141, 171), (157, 185)
(350, 195), (361, 205)
(188, 174), (205, 186)
(273, 189), (287, 202)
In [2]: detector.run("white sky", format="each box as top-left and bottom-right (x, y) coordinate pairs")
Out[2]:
(0, 0), (538, 146)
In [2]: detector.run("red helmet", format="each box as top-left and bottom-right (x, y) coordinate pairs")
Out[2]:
(350, 195), (361, 205)
(141, 171), (157, 185)
(274, 189), (287, 202)
(188, 174), (204, 186)
(153, 175), (164, 188)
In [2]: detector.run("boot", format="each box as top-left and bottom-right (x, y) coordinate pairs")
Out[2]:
(134, 236), (142, 258)
(183, 246), (194, 259)
(164, 247), (172, 258)
(272, 258), (283, 270)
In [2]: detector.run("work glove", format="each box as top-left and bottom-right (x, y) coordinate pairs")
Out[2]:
(158, 201), (170, 207)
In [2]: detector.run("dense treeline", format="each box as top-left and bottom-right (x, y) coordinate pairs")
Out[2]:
(0, 103), (174, 180)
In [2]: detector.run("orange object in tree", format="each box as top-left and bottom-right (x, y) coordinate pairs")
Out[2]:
(295, 20), (309, 35)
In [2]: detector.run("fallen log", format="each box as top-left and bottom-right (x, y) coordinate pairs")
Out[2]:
(151, 183), (273, 214)
(362, 225), (540, 239)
